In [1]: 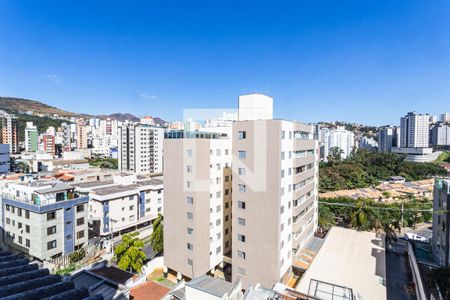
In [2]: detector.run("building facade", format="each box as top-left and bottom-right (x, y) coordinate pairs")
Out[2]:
(76, 119), (89, 149)
(118, 123), (164, 174)
(378, 125), (400, 153)
(231, 119), (319, 288)
(0, 144), (10, 174)
(164, 131), (232, 279)
(400, 112), (430, 148)
(25, 122), (39, 152)
(320, 126), (355, 160)
(430, 123), (450, 147)
(0, 179), (89, 260)
(432, 178), (450, 267)
(79, 175), (163, 237)
(2, 115), (19, 154)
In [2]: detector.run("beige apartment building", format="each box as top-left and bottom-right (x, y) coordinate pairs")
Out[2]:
(231, 118), (319, 288)
(164, 131), (232, 279)
(163, 94), (319, 289)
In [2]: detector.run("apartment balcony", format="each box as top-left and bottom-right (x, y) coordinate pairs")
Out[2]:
(294, 139), (317, 151)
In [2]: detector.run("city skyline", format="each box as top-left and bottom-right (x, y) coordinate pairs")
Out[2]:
(1, 1), (450, 125)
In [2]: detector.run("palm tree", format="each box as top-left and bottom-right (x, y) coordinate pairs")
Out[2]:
(114, 232), (146, 273)
(350, 199), (375, 230)
(150, 213), (164, 256)
(318, 205), (335, 230)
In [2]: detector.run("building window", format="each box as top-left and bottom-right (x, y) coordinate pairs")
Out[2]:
(187, 227), (193, 235)
(47, 240), (57, 250)
(237, 250), (246, 260)
(5, 205), (10, 211)
(26, 239), (30, 248)
(76, 205), (84, 213)
(281, 151), (285, 160)
(216, 205), (221, 212)
(225, 189), (229, 196)
(47, 226), (57, 235)
(225, 175), (230, 182)
(187, 212), (193, 220)
(280, 205), (285, 214)
(77, 217), (85, 226)
(216, 246), (221, 254)
(237, 234), (246, 243)
(18, 236), (22, 244)
(187, 259), (193, 266)
(187, 181), (193, 188)
(238, 151), (246, 159)
(238, 184), (246, 192)
(238, 217), (246, 226)
(47, 211), (56, 220)
(281, 170), (285, 178)
(129, 205), (134, 211)
(18, 222), (22, 229)
(225, 228), (229, 235)
(238, 168), (246, 175)
(17, 208), (22, 217)
(187, 150), (193, 157)
(66, 234), (72, 240)
(25, 225), (30, 233)
(238, 201), (246, 209)
(238, 131), (246, 139)
(5, 218), (10, 225)
(187, 243), (193, 251)
(216, 219), (221, 226)
(186, 165), (193, 173)
(77, 230), (85, 239)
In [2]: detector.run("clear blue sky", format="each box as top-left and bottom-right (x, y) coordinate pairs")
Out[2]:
(0, 1), (449, 125)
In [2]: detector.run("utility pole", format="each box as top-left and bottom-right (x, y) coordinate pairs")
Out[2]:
(400, 202), (404, 234)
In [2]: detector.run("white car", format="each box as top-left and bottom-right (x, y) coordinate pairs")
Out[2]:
(404, 232), (428, 242)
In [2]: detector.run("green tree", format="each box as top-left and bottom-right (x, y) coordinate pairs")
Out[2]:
(327, 147), (344, 164)
(150, 214), (164, 256)
(318, 205), (335, 230)
(114, 232), (146, 273)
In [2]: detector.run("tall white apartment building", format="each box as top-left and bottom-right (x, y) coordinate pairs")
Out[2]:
(320, 126), (355, 160)
(164, 130), (232, 279)
(232, 110), (319, 288)
(75, 174), (163, 237)
(430, 123), (450, 147)
(118, 123), (164, 174)
(400, 112), (430, 148)
(0, 178), (89, 260)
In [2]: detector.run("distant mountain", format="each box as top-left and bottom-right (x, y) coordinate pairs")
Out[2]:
(96, 113), (139, 122)
(0, 96), (167, 124)
(0, 97), (76, 116)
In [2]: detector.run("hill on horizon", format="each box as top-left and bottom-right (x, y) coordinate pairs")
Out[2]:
(0, 96), (165, 124)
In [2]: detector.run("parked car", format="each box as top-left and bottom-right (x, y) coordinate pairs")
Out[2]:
(404, 232), (428, 242)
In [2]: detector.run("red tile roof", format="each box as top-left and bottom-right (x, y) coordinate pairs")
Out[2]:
(130, 281), (170, 300)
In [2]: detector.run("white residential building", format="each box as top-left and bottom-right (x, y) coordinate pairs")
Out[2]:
(164, 130), (232, 279)
(75, 174), (163, 237)
(118, 123), (164, 174)
(0, 178), (89, 260)
(320, 126), (355, 160)
(400, 112), (430, 148)
(430, 123), (450, 147)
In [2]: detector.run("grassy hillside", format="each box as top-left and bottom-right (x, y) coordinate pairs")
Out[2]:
(0, 97), (75, 116)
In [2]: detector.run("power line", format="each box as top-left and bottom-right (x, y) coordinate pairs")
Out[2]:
(319, 201), (449, 214)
